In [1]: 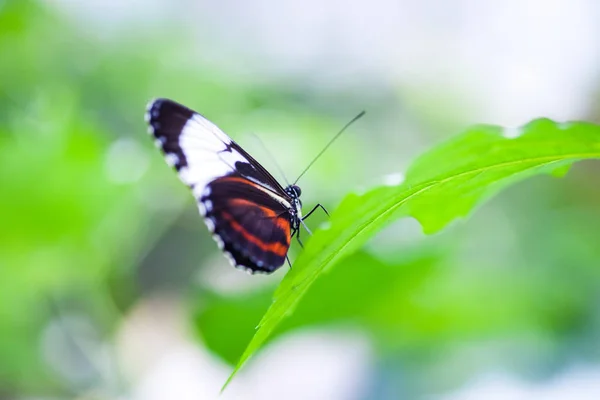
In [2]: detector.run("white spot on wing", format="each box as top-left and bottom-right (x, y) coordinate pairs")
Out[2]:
(249, 267), (270, 275)
(178, 167), (192, 186)
(164, 153), (179, 167)
(212, 234), (224, 249)
(193, 185), (205, 199)
(144, 100), (154, 123)
(204, 217), (215, 231)
(223, 251), (236, 267)
(198, 201), (207, 216)
(145, 98), (156, 117)
(234, 263), (257, 274)
(204, 200), (213, 212)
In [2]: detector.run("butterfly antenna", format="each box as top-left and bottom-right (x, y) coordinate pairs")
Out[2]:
(249, 132), (291, 186)
(294, 111), (365, 185)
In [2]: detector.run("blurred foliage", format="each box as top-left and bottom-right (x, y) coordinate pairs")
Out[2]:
(196, 249), (443, 365)
(2, 0), (600, 398)
(0, 1), (162, 392)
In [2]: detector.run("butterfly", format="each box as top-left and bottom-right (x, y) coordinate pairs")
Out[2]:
(146, 99), (364, 274)
(146, 99), (319, 273)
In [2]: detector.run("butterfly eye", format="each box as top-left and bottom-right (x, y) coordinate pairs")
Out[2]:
(292, 185), (302, 197)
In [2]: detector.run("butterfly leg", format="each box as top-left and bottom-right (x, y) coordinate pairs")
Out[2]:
(299, 203), (323, 237)
(318, 204), (330, 217)
(286, 255), (292, 269)
(291, 227), (304, 248)
(302, 203), (329, 220)
(294, 226), (305, 247)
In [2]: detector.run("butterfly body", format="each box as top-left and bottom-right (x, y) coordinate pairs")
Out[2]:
(146, 98), (304, 274)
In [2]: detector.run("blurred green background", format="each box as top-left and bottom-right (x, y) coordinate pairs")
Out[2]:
(2, 0), (600, 399)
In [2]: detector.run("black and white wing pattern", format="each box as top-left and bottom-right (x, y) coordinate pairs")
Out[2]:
(145, 98), (302, 274)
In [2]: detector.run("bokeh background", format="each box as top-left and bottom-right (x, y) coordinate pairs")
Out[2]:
(2, 0), (600, 399)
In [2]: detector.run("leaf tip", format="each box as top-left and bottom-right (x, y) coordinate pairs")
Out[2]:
(221, 373), (235, 394)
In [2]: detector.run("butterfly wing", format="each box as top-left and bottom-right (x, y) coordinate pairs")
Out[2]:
(146, 98), (292, 273)
(203, 176), (291, 272)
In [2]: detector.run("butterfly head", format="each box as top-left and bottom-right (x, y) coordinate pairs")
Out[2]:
(285, 184), (303, 208)
(285, 184), (303, 228)
(286, 184), (302, 199)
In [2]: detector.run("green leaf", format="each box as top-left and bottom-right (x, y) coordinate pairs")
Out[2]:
(223, 118), (600, 389)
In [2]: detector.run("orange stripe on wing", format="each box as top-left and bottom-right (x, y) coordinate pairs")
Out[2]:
(221, 210), (290, 257)
(229, 198), (279, 218)
(218, 176), (254, 185)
